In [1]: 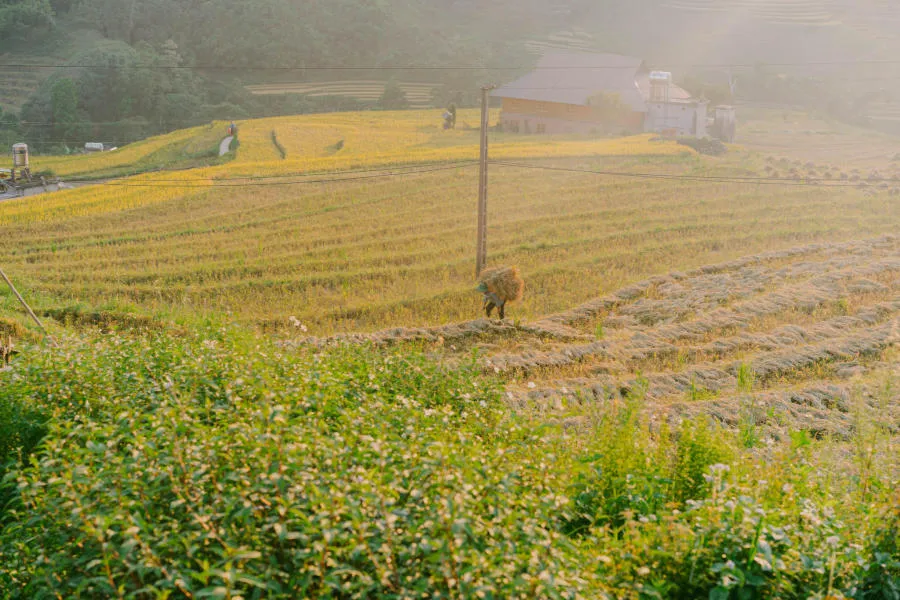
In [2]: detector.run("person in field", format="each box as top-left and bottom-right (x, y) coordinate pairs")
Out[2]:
(477, 266), (524, 320)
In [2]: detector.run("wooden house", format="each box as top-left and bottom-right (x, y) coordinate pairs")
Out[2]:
(494, 52), (708, 137)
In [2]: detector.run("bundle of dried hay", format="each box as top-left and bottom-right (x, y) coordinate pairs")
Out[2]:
(477, 266), (524, 320)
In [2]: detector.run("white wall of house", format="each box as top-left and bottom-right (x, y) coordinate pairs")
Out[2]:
(645, 102), (708, 137)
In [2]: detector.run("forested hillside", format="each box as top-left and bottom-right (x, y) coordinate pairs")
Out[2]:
(3, 0), (900, 150)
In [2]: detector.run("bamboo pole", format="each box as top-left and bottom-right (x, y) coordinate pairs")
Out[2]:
(475, 84), (495, 278)
(0, 266), (56, 346)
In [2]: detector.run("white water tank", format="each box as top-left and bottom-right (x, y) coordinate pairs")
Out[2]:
(11, 143), (28, 168)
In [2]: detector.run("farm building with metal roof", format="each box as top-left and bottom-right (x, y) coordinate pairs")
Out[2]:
(493, 52), (708, 137)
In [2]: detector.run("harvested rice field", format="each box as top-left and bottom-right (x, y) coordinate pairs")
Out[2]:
(2, 149), (898, 333)
(299, 236), (899, 438)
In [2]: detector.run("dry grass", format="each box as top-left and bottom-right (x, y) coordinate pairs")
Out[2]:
(1, 157), (897, 335)
(1, 110), (897, 340)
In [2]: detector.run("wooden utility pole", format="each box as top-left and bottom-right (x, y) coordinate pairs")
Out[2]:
(475, 85), (495, 278)
(0, 266), (55, 345)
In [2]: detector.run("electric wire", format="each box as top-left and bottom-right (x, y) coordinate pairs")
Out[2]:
(4, 59), (900, 71)
(490, 160), (900, 187)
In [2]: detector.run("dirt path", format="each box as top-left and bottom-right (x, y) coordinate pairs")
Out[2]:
(0, 180), (92, 201)
(219, 136), (234, 157)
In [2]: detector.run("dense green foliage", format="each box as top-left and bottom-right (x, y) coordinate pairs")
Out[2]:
(0, 330), (896, 598)
(0, 0), (53, 39)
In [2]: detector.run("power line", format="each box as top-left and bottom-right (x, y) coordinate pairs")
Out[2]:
(490, 161), (900, 188)
(94, 162), (478, 188)
(52, 159), (899, 190)
(3, 59), (900, 72)
(60, 160), (480, 184)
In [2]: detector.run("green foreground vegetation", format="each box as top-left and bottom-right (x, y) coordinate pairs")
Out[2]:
(0, 331), (897, 598)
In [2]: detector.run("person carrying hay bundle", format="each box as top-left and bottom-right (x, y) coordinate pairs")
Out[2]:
(477, 266), (524, 320)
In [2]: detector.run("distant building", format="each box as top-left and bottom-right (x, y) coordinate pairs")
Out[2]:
(493, 52), (709, 137)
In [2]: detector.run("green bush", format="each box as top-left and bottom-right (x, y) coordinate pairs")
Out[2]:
(564, 399), (731, 536)
(857, 502), (900, 599)
(677, 137), (728, 156)
(0, 395), (47, 523)
(0, 332), (596, 598)
(0, 330), (896, 598)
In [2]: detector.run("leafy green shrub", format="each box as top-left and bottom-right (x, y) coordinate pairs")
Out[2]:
(0, 395), (47, 523)
(856, 501), (900, 599)
(670, 418), (733, 503)
(589, 464), (886, 599)
(0, 332), (598, 598)
(0, 331), (896, 598)
(677, 137), (728, 156)
(564, 397), (732, 536)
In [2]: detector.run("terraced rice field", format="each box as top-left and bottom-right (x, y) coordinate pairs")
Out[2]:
(30, 122), (227, 178)
(737, 108), (900, 169)
(245, 81), (440, 109)
(523, 29), (599, 56)
(661, 0), (837, 25)
(303, 237), (899, 438)
(0, 28), (107, 112)
(659, 0), (900, 27)
(2, 141), (898, 335)
(0, 64), (44, 112)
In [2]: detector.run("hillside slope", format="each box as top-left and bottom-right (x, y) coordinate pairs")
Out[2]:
(4, 0), (900, 123)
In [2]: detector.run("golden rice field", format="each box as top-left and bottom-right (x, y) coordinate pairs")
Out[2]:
(1, 107), (898, 335)
(224, 109), (694, 176)
(29, 122), (227, 178)
(245, 80), (439, 109)
(31, 109), (694, 182)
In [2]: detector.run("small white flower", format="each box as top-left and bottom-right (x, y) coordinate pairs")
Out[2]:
(527, 382), (537, 389)
(636, 566), (650, 576)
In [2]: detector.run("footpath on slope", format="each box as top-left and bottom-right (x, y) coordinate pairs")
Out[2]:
(219, 136), (234, 157)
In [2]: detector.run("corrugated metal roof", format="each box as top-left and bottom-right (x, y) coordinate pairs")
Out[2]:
(493, 52), (648, 112)
(634, 73), (694, 102)
(493, 51), (699, 113)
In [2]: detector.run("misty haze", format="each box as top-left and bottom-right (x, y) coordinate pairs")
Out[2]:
(0, 1), (898, 598)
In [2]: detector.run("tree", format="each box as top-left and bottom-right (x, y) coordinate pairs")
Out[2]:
(50, 77), (79, 143)
(0, 0), (54, 40)
(377, 79), (409, 110)
(0, 106), (20, 149)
